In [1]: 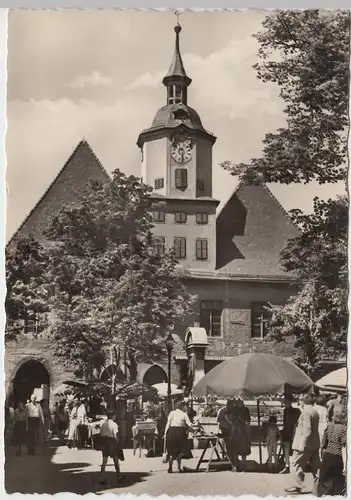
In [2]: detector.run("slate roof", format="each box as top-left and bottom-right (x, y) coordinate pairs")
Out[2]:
(215, 182), (300, 279)
(151, 104), (204, 130)
(8, 140), (110, 247)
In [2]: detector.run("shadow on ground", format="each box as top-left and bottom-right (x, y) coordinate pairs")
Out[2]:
(5, 442), (150, 494)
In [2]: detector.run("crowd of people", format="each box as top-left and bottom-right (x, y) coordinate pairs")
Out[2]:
(6, 390), (347, 493)
(285, 393), (347, 496)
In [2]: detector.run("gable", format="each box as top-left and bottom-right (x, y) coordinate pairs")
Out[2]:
(216, 183), (300, 278)
(8, 140), (110, 248)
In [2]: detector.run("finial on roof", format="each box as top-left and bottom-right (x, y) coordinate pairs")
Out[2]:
(163, 15), (191, 88)
(174, 23), (182, 34)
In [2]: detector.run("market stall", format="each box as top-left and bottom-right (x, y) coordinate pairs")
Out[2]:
(192, 352), (314, 466)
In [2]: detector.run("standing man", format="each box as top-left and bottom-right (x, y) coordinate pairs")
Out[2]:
(26, 395), (44, 455)
(314, 395), (328, 458)
(285, 394), (320, 494)
(280, 395), (301, 474)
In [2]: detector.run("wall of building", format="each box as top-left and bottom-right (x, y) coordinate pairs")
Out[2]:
(177, 278), (299, 358)
(144, 137), (168, 195)
(151, 198), (217, 271)
(169, 138), (196, 198)
(5, 334), (76, 399)
(196, 136), (212, 198)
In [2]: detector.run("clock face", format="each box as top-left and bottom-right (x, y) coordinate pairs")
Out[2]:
(171, 138), (192, 164)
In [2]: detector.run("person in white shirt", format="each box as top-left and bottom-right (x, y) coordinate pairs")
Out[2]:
(67, 401), (79, 449)
(314, 395), (328, 459)
(99, 410), (123, 486)
(164, 401), (194, 473)
(26, 395), (44, 455)
(76, 400), (88, 449)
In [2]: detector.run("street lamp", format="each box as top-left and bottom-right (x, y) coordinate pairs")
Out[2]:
(165, 332), (175, 411)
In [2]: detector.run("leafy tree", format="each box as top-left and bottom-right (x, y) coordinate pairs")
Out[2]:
(222, 10), (349, 184)
(45, 170), (196, 381)
(267, 196), (348, 374)
(5, 236), (50, 342)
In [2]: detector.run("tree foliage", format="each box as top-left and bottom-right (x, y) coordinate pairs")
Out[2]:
(222, 10), (349, 184)
(5, 236), (50, 342)
(44, 170), (196, 380)
(267, 196), (348, 374)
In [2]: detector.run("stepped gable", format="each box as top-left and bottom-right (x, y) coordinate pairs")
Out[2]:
(8, 140), (110, 247)
(216, 182), (300, 279)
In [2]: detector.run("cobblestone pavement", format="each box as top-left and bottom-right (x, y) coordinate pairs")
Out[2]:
(5, 442), (314, 496)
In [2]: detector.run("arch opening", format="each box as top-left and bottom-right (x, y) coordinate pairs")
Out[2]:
(143, 365), (167, 387)
(12, 359), (50, 406)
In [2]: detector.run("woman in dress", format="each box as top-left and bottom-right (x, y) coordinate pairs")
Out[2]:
(67, 400), (79, 449)
(231, 399), (251, 471)
(13, 402), (27, 455)
(316, 406), (347, 496)
(217, 399), (236, 462)
(165, 401), (194, 473)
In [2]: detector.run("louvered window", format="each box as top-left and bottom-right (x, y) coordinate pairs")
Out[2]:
(174, 237), (186, 259)
(196, 239), (208, 260)
(175, 169), (188, 189)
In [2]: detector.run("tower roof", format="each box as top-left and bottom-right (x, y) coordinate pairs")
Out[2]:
(163, 24), (192, 87)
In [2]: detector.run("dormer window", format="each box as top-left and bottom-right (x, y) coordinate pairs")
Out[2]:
(173, 108), (190, 122)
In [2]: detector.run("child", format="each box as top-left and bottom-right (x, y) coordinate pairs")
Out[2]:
(266, 415), (280, 469)
(99, 410), (123, 486)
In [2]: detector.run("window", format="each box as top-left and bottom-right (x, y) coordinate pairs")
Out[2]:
(196, 239), (208, 260)
(200, 301), (222, 337)
(24, 315), (42, 336)
(154, 178), (164, 190)
(251, 302), (270, 339)
(174, 86), (182, 103)
(174, 212), (187, 224)
(153, 211), (165, 223)
(174, 237), (186, 259)
(175, 169), (188, 189)
(196, 213), (208, 225)
(154, 237), (165, 257)
(116, 237), (130, 245)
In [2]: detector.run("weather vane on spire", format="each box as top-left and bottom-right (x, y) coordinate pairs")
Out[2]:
(175, 10), (183, 26)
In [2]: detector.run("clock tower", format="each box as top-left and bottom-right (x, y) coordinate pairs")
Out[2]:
(137, 23), (219, 271)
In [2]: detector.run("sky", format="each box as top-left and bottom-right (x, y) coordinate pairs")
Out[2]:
(6, 9), (345, 241)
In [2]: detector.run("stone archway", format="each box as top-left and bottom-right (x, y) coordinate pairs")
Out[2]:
(143, 364), (168, 387)
(12, 359), (50, 406)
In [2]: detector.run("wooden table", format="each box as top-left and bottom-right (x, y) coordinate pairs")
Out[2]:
(195, 434), (235, 473)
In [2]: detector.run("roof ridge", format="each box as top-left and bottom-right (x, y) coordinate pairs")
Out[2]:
(260, 183), (301, 233)
(216, 179), (244, 218)
(7, 140), (110, 247)
(216, 180), (301, 234)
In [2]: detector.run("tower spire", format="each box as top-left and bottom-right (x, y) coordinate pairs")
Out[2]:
(163, 19), (191, 105)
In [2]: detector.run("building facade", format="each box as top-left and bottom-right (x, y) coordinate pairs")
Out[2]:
(6, 24), (304, 404)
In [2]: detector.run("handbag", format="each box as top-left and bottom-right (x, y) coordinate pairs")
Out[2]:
(162, 436), (168, 463)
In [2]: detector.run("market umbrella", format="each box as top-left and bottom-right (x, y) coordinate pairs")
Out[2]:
(114, 381), (158, 400)
(316, 367), (347, 393)
(152, 383), (183, 397)
(192, 353), (314, 465)
(63, 379), (89, 388)
(193, 353), (314, 398)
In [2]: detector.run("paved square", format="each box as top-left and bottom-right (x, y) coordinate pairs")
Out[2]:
(5, 444), (315, 496)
